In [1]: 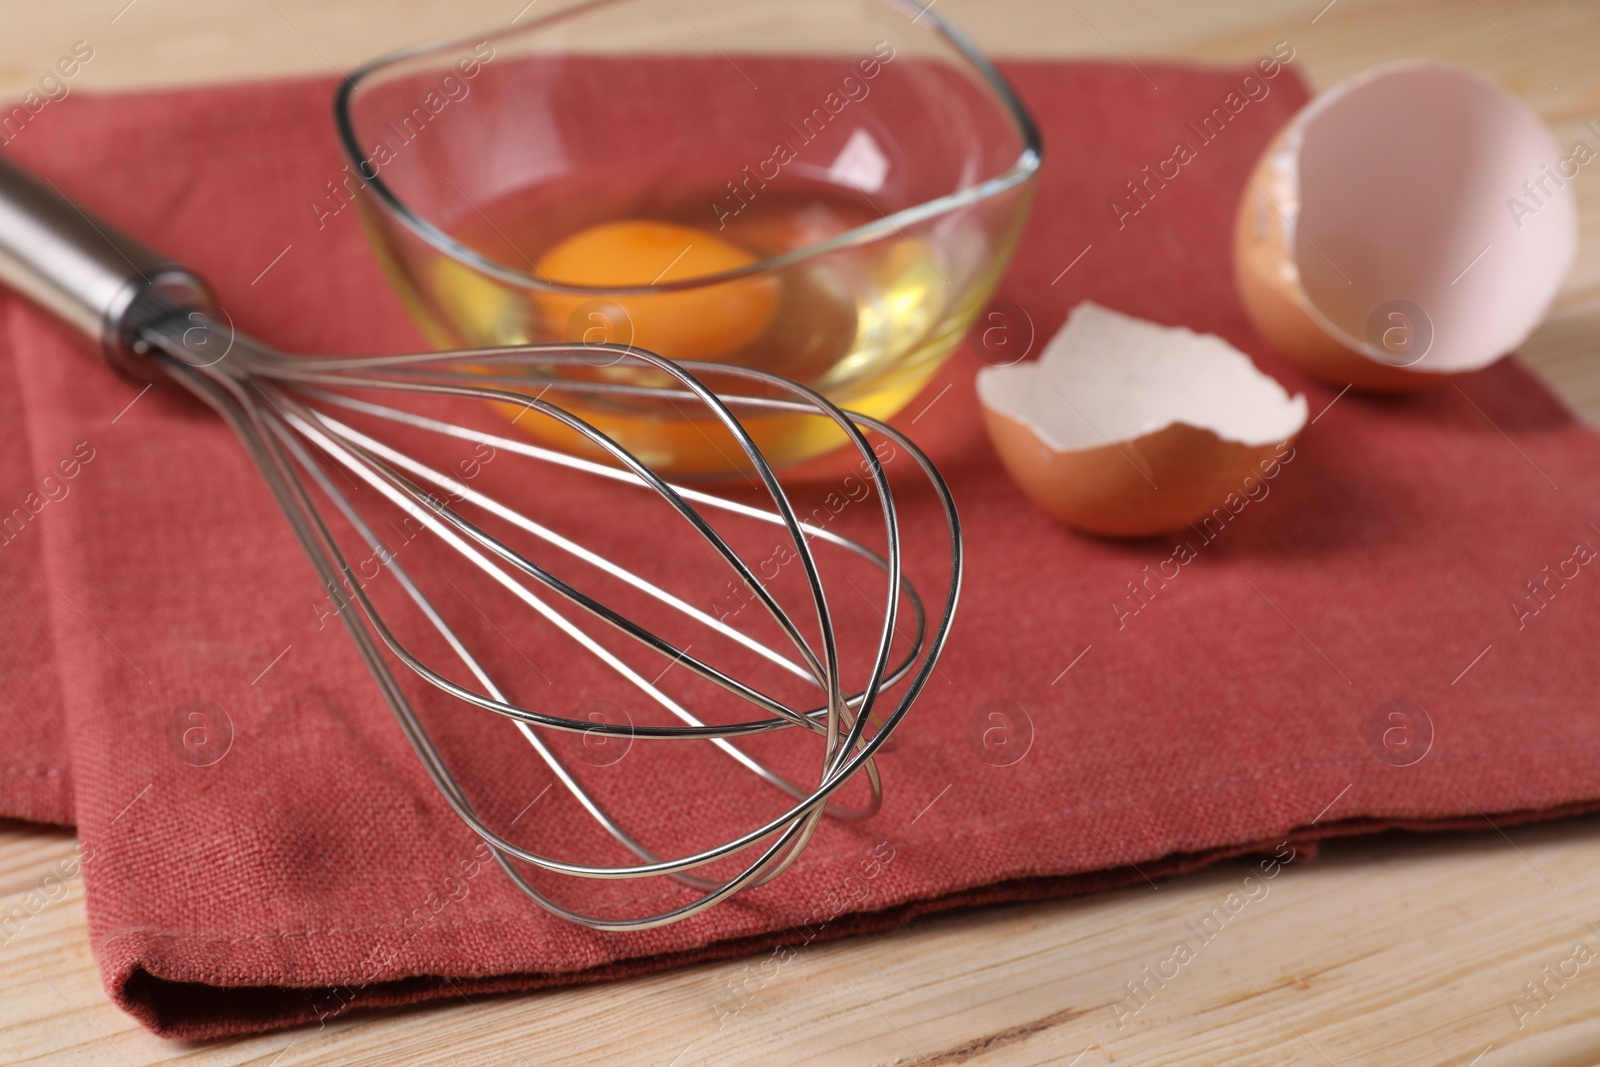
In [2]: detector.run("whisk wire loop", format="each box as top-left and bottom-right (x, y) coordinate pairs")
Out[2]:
(145, 314), (962, 930)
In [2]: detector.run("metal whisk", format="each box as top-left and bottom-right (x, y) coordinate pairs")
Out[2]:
(0, 156), (959, 930)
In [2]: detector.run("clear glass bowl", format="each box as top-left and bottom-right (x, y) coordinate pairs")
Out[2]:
(336, 0), (1040, 474)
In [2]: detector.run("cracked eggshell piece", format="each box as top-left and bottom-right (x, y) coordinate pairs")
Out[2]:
(1235, 62), (1576, 391)
(977, 302), (1307, 538)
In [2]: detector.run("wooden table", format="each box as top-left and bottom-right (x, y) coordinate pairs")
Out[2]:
(4, 1), (1600, 1063)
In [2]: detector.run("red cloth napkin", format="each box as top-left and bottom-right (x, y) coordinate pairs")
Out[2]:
(5, 56), (1600, 1040)
(0, 309), (71, 825)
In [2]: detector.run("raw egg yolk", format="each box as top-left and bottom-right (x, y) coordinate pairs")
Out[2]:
(533, 220), (779, 361)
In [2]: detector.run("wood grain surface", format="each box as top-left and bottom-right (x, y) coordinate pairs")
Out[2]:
(3, 1), (1600, 1064)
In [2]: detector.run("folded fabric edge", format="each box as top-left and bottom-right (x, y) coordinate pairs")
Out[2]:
(0, 300), (79, 829)
(0, 766), (72, 827)
(106, 852), (1221, 1040)
(111, 794), (1600, 1040)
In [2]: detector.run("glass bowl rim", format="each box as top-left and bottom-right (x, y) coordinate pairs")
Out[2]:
(332, 0), (1043, 296)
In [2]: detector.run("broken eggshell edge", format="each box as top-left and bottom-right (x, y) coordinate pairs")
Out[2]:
(977, 302), (1307, 539)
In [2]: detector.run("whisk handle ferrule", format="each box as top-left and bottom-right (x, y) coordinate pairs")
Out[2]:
(0, 154), (213, 379)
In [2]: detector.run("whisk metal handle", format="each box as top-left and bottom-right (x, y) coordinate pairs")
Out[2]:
(0, 154), (213, 378)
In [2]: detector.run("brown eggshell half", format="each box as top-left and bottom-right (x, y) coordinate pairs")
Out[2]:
(983, 407), (1294, 538)
(1234, 144), (1427, 391)
(1235, 62), (1576, 391)
(977, 302), (1306, 539)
